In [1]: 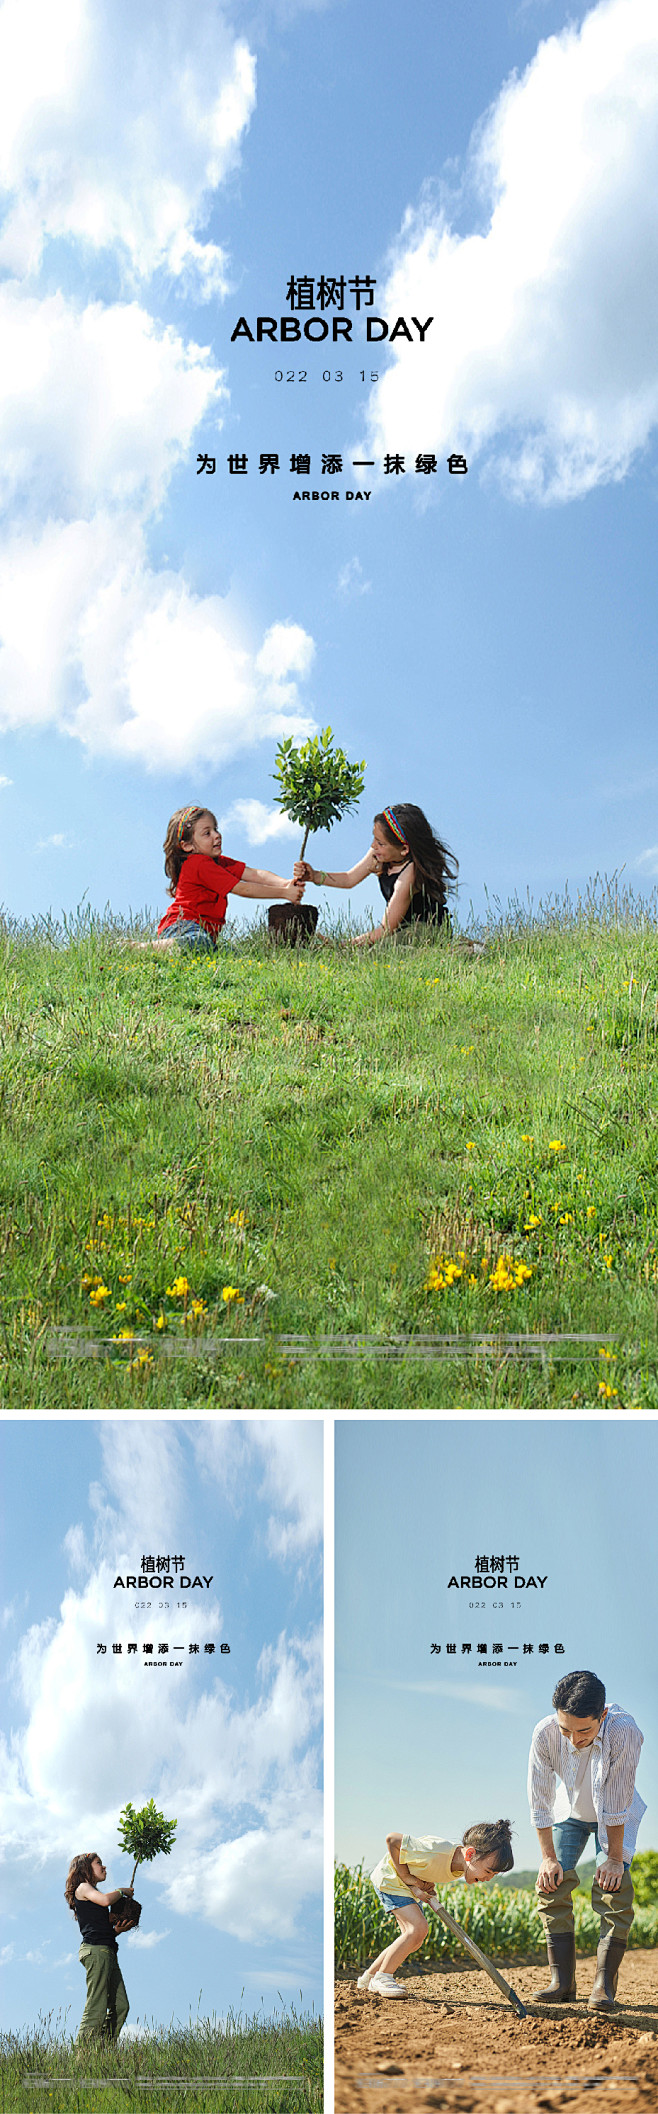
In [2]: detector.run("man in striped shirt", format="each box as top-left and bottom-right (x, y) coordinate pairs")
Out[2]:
(528, 1668), (645, 2012)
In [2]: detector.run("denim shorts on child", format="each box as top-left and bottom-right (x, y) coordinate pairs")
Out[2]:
(171, 919), (217, 955)
(372, 1886), (416, 1913)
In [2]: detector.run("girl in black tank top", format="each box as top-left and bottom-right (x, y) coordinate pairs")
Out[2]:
(295, 802), (457, 947)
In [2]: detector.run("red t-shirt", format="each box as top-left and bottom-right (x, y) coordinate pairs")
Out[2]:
(158, 853), (246, 936)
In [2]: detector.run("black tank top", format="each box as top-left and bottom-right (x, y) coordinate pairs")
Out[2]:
(378, 860), (447, 928)
(74, 1896), (118, 1949)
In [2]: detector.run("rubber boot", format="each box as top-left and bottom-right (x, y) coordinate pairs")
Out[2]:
(588, 1868), (634, 2012)
(534, 1868), (580, 2004)
(535, 1930), (577, 2003)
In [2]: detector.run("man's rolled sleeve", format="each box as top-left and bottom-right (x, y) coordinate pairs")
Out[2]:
(601, 1721), (643, 1827)
(528, 1722), (558, 1829)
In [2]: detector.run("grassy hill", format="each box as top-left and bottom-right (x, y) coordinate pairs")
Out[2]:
(2, 887), (658, 1408)
(0, 2005), (322, 2112)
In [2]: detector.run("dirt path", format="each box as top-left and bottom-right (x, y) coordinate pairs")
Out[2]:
(335, 1953), (658, 2113)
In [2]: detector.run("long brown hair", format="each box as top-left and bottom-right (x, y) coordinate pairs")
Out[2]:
(163, 807), (217, 895)
(374, 804), (458, 908)
(65, 1852), (100, 1911)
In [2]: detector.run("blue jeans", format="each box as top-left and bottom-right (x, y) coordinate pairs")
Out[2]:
(553, 1820), (630, 1872)
(171, 919), (216, 956)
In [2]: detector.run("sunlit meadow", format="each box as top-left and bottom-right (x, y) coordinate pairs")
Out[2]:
(1, 883), (658, 1407)
(0, 2004), (322, 2114)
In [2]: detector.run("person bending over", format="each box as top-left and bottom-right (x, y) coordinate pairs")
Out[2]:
(529, 1669), (645, 2012)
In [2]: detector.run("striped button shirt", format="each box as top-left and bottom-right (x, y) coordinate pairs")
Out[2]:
(528, 1702), (646, 1862)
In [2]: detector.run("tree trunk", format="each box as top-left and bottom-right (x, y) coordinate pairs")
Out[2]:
(130, 1860), (139, 1888)
(299, 826), (310, 860)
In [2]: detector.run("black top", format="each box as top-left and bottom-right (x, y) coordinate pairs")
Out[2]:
(378, 860), (447, 928)
(74, 1896), (118, 1950)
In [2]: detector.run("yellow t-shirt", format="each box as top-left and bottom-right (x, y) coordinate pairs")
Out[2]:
(370, 1837), (459, 1900)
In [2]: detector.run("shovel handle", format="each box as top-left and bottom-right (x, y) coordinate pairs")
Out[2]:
(426, 1893), (528, 2018)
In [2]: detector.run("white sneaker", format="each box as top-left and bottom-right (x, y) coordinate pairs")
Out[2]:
(356, 1969), (374, 1990)
(369, 1973), (406, 1998)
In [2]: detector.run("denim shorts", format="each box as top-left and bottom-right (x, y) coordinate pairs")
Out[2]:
(372, 1886), (419, 1913)
(169, 919), (217, 955)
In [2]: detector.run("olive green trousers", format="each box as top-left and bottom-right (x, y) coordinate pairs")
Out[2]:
(76, 1945), (130, 2042)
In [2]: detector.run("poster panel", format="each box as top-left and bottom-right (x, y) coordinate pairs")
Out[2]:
(335, 1415), (658, 2111)
(1, 1), (657, 1408)
(0, 1417), (323, 2104)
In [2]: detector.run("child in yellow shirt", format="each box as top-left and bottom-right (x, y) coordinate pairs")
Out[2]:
(359, 1819), (513, 1997)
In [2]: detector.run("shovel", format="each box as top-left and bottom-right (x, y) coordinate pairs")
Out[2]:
(422, 1890), (528, 2018)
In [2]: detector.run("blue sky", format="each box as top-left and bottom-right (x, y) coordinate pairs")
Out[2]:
(335, 1415), (658, 1876)
(1, 0), (657, 928)
(0, 1417), (323, 2032)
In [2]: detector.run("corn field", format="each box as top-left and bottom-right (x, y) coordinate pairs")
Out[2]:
(334, 1863), (658, 1969)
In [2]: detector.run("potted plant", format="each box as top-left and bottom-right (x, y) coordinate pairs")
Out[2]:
(110, 1799), (178, 1931)
(270, 728), (366, 941)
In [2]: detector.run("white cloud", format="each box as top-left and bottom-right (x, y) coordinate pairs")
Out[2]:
(255, 622), (315, 697)
(0, 774), (11, 787)
(0, 518), (316, 768)
(368, 0), (658, 502)
(218, 799), (299, 845)
(0, 7), (320, 779)
(0, 285), (224, 518)
(635, 846), (658, 874)
(336, 556), (371, 598)
(191, 1423), (323, 1562)
(0, 0), (256, 294)
(250, 1424), (323, 1560)
(170, 1817), (323, 1943)
(388, 1679), (526, 1715)
(125, 1927), (170, 1949)
(36, 833), (73, 851)
(62, 1525), (88, 1574)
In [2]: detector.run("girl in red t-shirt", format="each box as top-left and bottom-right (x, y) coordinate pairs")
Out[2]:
(155, 805), (304, 950)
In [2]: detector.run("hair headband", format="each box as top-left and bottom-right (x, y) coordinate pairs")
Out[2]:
(177, 805), (200, 842)
(382, 805), (407, 846)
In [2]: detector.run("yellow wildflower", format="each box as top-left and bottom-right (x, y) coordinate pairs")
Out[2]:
(548, 1139), (565, 1152)
(489, 1255), (533, 1291)
(166, 1276), (190, 1297)
(89, 1285), (111, 1306)
(524, 1214), (542, 1230)
(221, 1285), (244, 1303)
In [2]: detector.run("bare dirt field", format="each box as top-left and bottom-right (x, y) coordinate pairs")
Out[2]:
(335, 1953), (658, 2113)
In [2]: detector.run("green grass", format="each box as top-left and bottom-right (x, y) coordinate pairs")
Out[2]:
(2, 883), (658, 1407)
(334, 1861), (658, 1968)
(0, 2005), (322, 2114)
